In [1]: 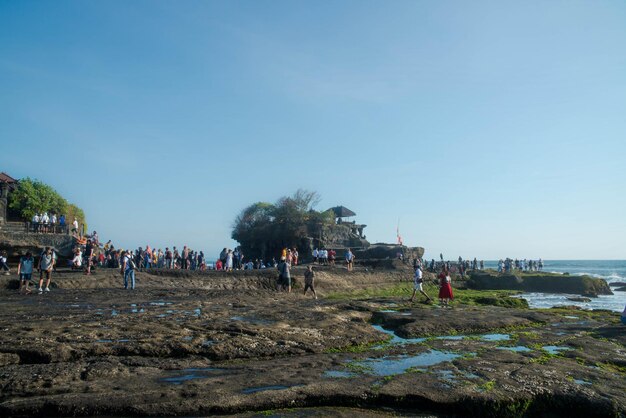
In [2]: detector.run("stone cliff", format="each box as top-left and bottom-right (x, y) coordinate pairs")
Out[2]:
(0, 230), (76, 259)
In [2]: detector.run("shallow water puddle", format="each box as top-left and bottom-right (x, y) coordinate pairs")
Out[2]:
(436, 335), (465, 341)
(160, 367), (226, 385)
(436, 369), (457, 382)
(149, 301), (173, 306)
(542, 345), (572, 355)
(574, 379), (592, 385)
(378, 310), (412, 316)
(241, 385), (302, 394)
(371, 324), (426, 346)
(324, 370), (356, 378)
(481, 334), (511, 342)
(497, 346), (532, 352)
(352, 350), (470, 376)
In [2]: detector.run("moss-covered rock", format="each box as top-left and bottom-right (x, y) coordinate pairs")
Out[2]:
(467, 271), (613, 296)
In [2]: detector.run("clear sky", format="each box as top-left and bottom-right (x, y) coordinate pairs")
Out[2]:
(1, 0), (625, 260)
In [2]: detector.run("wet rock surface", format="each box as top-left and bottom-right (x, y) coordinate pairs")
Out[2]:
(0, 267), (625, 417)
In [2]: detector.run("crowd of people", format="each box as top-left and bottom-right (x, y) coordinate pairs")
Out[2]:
(8, 241), (626, 324)
(9, 237), (361, 300)
(497, 258), (544, 273)
(30, 213), (81, 235)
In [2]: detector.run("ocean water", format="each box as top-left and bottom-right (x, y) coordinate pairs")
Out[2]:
(481, 260), (626, 313)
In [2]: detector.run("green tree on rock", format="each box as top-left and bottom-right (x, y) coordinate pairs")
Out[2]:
(232, 190), (334, 260)
(8, 177), (87, 229)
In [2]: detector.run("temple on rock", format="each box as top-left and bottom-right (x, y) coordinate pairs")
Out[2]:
(0, 172), (76, 259)
(0, 172), (18, 225)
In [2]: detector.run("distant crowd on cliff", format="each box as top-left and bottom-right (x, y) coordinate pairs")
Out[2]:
(418, 256), (544, 278)
(497, 258), (544, 273)
(30, 212), (82, 235)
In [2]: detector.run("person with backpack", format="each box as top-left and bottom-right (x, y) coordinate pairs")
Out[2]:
(277, 257), (291, 292)
(121, 250), (136, 290)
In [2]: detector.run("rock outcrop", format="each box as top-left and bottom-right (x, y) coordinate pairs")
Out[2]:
(0, 231), (76, 259)
(467, 271), (613, 297)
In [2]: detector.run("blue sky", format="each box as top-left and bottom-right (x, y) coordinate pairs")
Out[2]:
(1, 0), (625, 260)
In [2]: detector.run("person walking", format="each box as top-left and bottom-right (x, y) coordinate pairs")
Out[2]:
(37, 247), (54, 294)
(278, 257), (291, 292)
(345, 248), (354, 271)
(409, 260), (432, 303)
(303, 265), (317, 299)
(121, 250), (136, 290)
(84, 239), (94, 275)
(17, 252), (34, 294)
(0, 251), (10, 275)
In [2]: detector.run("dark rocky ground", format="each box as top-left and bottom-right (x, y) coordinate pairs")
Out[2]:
(0, 266), (624, 417)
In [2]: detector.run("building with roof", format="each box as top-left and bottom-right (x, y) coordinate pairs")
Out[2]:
(0, 172), (18, 225)
(327, 205), (367, 240)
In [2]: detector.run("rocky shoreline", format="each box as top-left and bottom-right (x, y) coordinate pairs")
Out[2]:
(0, 265), (624, 417)
(467, 270), (613, 297)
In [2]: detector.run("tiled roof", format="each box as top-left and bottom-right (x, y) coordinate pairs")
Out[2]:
(0, 172), (17, 183)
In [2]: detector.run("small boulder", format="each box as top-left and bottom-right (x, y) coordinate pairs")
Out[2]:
(567, 296), (592, 303)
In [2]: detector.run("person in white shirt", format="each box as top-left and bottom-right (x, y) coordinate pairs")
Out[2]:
(50, 214), (57, 233)
(38, 247), (54, 293)
(409, 260), (432, 303)
(72, 248), (83, 269)
(32, 213), (40, 233)
(72, 218), (79, 235)
(41, 212), (50, 233)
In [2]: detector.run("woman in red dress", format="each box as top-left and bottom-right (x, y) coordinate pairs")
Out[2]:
(438, 266), (454, 307)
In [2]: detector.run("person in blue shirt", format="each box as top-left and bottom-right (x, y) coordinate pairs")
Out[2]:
(345, 248), (354, 271)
